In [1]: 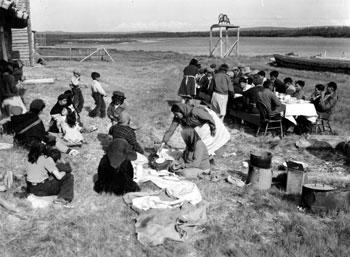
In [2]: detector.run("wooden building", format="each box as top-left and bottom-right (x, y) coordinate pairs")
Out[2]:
(11, 0), (34, 66)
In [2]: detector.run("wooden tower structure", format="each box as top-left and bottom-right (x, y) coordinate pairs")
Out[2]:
(209, 14), (240, 58)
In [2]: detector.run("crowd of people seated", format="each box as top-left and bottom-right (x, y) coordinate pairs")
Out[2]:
(176, 59), (338, 136)
(0, 57), (340, 207)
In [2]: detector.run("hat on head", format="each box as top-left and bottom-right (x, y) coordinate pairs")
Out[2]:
(58, 94), (68, 101)
(242, 66), (252, 75)
(29, 99), (45, 111)
(250, 69), (260, 75)
(219, 64), (229, 72)
(232, 66), (239, 71)
(118, 111), (131, 126)
(113, 91), (126, 99)
(206, 67), (214, 73)
(210, 63), (217, 69)
(73, 70), (81, 76)
(226, 70), (234, 78)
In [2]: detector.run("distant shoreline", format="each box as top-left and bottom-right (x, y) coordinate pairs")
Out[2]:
(36, 26), (350, 46)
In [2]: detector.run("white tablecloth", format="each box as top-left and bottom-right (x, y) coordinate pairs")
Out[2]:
(283, 103), (318, 125)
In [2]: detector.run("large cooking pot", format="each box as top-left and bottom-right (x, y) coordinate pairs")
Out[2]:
(250, 151), (272, 169)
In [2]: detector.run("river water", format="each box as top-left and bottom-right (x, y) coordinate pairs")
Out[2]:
(110, 36), (350, 58)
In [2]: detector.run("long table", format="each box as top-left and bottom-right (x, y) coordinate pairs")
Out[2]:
(282, 101), (318, 125)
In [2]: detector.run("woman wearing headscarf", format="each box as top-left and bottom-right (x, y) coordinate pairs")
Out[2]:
(177, 58), (200, 104)
(171, 128), (210, 178)
(161, 103), (230, 156)
(94, 138), (140, 195)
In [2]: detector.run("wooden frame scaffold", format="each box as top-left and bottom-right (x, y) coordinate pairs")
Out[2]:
(80, 45), (115, 63)
(209, 24), (240, 58)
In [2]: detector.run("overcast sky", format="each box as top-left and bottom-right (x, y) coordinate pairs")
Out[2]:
(29, 0), (350, 32)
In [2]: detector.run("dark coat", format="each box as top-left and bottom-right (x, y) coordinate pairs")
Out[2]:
(94, 155), (140, 195)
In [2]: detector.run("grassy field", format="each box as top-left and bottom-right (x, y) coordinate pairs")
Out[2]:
(1, 49), (350, 257)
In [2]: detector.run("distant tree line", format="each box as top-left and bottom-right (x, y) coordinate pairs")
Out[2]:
(38, 26), (350, 46)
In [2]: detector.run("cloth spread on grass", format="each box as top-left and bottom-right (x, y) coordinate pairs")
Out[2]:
(123, 170), (206, 246)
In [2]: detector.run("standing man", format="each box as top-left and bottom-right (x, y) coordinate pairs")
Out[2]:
(211, 64), (234, 120)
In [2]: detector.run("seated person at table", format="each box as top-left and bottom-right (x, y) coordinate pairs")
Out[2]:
(310, 84), (325, 112)
(170, 128), (210, 179)
(252, 71), (267, 86)
(108, 111), (144, 154)
(314, 82), (338, 120)
(257, 80), (285, 116)
(284, 77), (296, 96)
(293, 80), (306, 100)
(242, 79), (264, 114)
(8, 99), (79, 155)
(26, 142), (74, 206)
(270, 70), (285, 94)
(94, 139), (140, 195)
(107, 91), (127, 125)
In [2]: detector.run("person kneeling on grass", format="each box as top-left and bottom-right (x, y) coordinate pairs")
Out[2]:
(170, 128), (210, 179)
(26, 142), (74, 206)
(94, 138), (140, 196)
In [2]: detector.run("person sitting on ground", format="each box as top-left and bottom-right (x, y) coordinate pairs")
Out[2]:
(89, 72), (107, 118)
(26, 142), (74, 206)
(108, 111), (144, 154)
(257, 80), (285, 116)
(211, 64), (234, 120)
(316, 82), (338, 120)
(69, 70), (84, 114)
(284, 77), (296, 96)
(197, 68), (214, 106)
(60, 111), (84, 144)
(161, 103), (230, 156)
(293, 80), (306, 100)
(178, 58), (200, 104)
(8, 99), (78, 155)
(170, 128), (210, 179)
(48, 94), (74, 133)
(94, 138), (140, 196)
(107, 91), (127, 125)
(270, 70), (285, 94)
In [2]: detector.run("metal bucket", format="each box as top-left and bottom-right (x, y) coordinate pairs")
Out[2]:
(246, 164), (272, 190)
(250, 151), (272, 169)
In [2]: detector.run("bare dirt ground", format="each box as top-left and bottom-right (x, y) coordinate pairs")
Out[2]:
(1, 50), (350, 257)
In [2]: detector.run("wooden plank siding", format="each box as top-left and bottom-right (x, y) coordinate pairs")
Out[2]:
(11, 0), (34, 66)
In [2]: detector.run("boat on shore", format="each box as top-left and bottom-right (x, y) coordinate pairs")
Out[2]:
(273, 53), (350, 74)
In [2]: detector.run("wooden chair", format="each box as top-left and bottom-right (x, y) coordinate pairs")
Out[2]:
(314, 117), (333, 134)
(256, 101), (283, 138)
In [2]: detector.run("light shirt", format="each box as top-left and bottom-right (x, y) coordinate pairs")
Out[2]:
(91, 80), (106, 96)
(27, 156), (57, 183)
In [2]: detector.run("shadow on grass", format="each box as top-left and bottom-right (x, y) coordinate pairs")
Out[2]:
(97, 133), (112, 152)
(166, 99), (181, 107)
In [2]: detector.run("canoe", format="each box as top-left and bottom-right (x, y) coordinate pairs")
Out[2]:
(273, 54), (350, 74)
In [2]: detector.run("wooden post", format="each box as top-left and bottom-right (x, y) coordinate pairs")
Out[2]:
(219, 27), (223, 57)
(209, 27), (212, 57)
(26, 0), (34, 66)
(237, 27), (240, 56)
